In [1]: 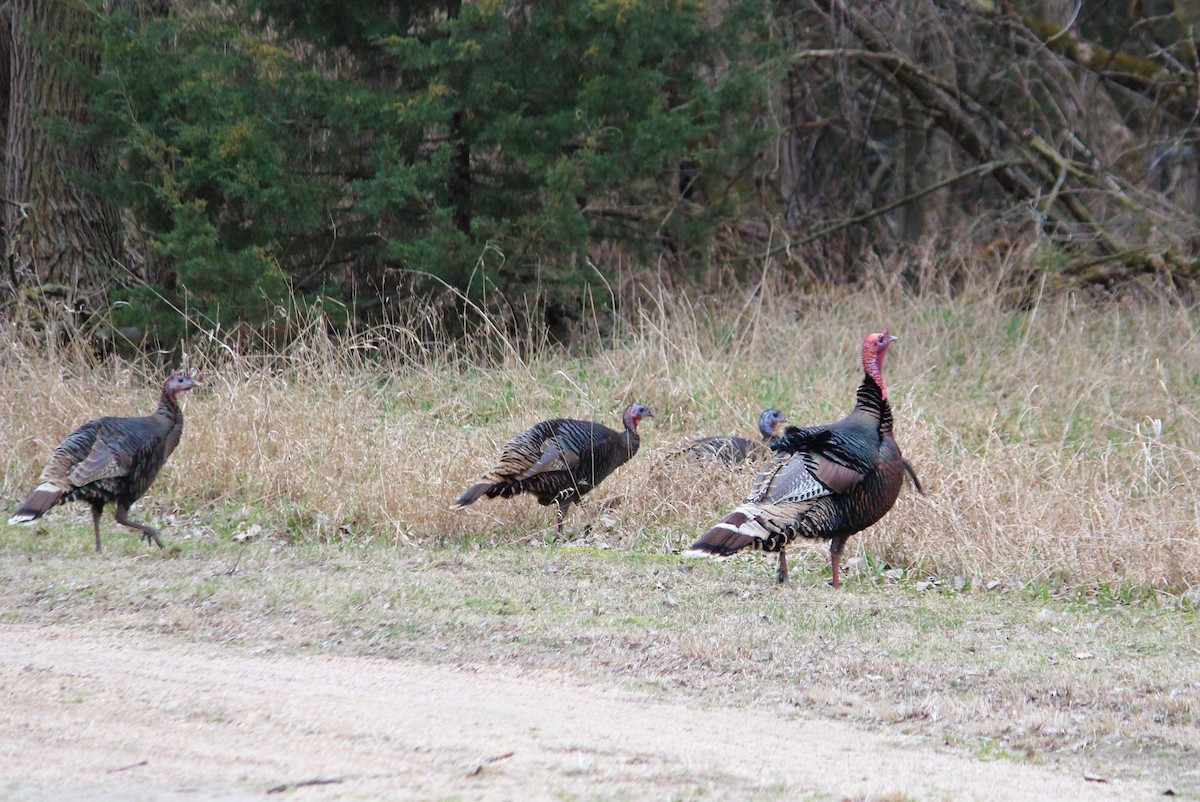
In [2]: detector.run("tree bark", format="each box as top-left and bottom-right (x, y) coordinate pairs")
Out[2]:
(3, 0), (122, 308)
(445, 0), (471, 236)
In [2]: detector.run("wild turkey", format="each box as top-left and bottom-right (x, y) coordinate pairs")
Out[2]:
(453, 403), (655, 535)
(680, 409), (789, 464)
(8, 372), (200, 552)
(686, 331), (920, 587)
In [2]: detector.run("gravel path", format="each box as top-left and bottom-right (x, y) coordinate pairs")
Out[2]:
(0, 623), (1161, 801)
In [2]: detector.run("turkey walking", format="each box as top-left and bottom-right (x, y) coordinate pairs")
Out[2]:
(453, 403), (654, 535)
(680, 409), (789, 464)
(686, 331), (919, 587)
(8, 372), (201, 552)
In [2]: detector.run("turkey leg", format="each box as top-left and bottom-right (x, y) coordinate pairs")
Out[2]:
(90, 503), (105, 553)
(554, 498), (574, 540)
(115, 504), (164, 549)
(829, 536), (849, 589)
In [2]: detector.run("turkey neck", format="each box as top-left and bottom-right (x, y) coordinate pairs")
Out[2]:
(157, 388), (184, 420)
(155, 388), (188, 427)
(852, 372), (893, 435)
(620, 419), (642, 458)
(622, 428), (641, 457)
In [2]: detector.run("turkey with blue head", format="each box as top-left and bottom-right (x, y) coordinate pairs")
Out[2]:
(679, 408), (789, 465)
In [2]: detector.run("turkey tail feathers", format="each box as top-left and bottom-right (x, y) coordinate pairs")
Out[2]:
(8, 484), (66, 524)
(685, 507), (769, 559)
(902, 459), (924, 495)
(452, 481), (494, 509)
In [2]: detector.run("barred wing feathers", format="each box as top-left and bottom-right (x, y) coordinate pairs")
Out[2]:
(688, 420), (879, 557)
(453, 419), (629, 508)
(64, 422), (138, 487)
(677, 409), (789, 466)
(686, 330), (907, 587)
(682, 435), (760, 464)
(452, 403), (654, 536)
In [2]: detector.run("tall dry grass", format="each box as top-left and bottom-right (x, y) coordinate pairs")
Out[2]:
(2, 256), (1199, 594)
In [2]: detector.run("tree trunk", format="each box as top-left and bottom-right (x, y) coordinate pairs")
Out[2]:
(896, 93), (926, 244)
(445, 0), (471, 236)
(2, 0), (122, 312)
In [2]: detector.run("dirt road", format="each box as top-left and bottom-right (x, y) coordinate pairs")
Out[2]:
(0, 623), (1159, 801)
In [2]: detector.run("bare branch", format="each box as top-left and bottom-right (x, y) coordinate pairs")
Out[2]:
(795, 160), (1016, 247)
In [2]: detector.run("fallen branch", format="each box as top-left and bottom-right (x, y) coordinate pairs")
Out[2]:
(466, 750), (515, 776)
(1061, 248), (1200, 285)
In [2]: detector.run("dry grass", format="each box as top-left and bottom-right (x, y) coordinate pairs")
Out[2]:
(2, 258), (1200, 595)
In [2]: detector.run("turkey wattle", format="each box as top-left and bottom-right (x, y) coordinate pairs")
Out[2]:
(686, 332), (919, 587)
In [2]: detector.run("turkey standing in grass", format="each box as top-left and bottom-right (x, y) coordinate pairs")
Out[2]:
(8, 372), (200, 552)
(453, 403), (654, 536)
(680, 409), (789, 464)
(686, 331), (921, 587)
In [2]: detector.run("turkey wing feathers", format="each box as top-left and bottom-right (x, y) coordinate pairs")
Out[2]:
(66, 435), (133, 487)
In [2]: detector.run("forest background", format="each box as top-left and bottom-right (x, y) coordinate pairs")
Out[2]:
(1, 0), (1196, 351)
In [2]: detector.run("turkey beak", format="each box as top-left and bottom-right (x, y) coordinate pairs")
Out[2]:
(182, 377), (202, 391)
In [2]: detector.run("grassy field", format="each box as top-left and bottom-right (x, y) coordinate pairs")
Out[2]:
(3, 267), (1199, 595)
(2, 266), (1199, 793)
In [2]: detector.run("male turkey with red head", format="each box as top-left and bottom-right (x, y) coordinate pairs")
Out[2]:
(686, 331), (920, 587)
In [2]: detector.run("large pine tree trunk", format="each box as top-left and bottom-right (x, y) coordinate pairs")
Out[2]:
(2, 0), (122, 317)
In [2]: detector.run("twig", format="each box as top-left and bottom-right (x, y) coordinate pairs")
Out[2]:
(107, 760), (148, 773)
(266, 776), (346, 794)
(466, 751), (515, 776)
(215, 540), (249, 577)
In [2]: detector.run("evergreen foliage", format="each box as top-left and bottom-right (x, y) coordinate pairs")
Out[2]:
(81, 0), (771, 347)
(42, 0), (1195, 352)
